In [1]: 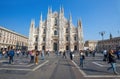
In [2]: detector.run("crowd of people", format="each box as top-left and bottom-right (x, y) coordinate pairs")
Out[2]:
(78, 48), (120, 75)
(0, 47), (51, 65)
(0, 47), (120, 75)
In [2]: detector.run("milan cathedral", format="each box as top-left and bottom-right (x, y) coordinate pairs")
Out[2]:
(28, 7), (84, 52)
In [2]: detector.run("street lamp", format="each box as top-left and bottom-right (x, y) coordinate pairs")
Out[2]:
(99, 31), (105, 40)
(99, 31), (105, 50)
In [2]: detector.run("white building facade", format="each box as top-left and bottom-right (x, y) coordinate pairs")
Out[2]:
(28, 7), (84, 52)
(0, 26), (28, 50)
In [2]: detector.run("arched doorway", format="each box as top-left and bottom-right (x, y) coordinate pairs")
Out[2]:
(35, 46), (37, 50)
(74, 45), (77, 50)
(53, 43), (58, 51)
(42, 46), (45, 50)
(66, 46), (69, 50)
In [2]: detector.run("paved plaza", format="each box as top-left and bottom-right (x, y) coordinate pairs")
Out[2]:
(73, 53), (120, 79)
(0, 52), (120, 79)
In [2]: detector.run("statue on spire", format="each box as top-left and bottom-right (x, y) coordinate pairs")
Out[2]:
(69, 12), (72, 23)
(77, 19), (82, 28)
(40, 13), (42, 22)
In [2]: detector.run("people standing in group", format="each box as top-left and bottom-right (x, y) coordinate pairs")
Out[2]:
(30, 50), (35, 63)
(107, 49), (119, 75)
(79, 50), (85, 68)
(8, 47), (15, 64)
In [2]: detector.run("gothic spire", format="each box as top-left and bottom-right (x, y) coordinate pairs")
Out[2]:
(48, 6), (52, 14)
(40, 13), (42, 22)
(69, 12), (72, 23)
(61, 5), (64, 14)
(77, 19), (82, 28)
(39, 13), (42, 28)
(60, 5), (64, 14)
(30, 19), (35, 28)
(60, 6), (62, 14)
(50, 6), (52, 13)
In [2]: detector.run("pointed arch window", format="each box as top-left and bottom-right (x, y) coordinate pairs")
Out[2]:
(43, 29), (46, 34)
(66, 28), (69, 33)
(66, 36), (69, 41)
(35, 37), (38, 42)
(54, 30), (58, 35)
(74, 36), (77, 41)
(54, 18), (57, 26)
(43, 37), (45, 41)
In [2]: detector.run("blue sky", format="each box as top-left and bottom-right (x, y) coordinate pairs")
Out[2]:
(0, 0), (120, 41)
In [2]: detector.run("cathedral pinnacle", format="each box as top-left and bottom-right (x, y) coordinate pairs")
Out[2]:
(40, 13), (42, 22)
(48, 6), (52, 14)
(69, 12), (72, 23)
(60, 5), (64, 15)
(31, 19), (35, 27)
(77, 19), (82, 28)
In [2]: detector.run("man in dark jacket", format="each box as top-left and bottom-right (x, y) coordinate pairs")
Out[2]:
(8, 47), (15, 64)
(70, 51), (73, 60)
(107, 49), (119, 75)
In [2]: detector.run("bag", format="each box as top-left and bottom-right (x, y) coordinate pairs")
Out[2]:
(72, 54), (74, 58)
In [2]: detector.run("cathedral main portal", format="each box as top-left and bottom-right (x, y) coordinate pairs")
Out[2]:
(53, 43), (58, 51)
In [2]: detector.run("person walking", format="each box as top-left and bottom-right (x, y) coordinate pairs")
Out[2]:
(30, 50), (35, 63)
(79, 50), (85, 68)
(70, 51), (73, 60)
(107, 49), (119, 75)
(103, 49), (108, 61)
(63, 50), (67, 59)
(8, 47), (15, 64)
(116, 49), (120, 59)
(41, 50), (45, 60)
(35, 50), (39, 65)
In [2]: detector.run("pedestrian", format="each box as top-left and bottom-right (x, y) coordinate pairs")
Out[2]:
(85, 50), (88, 57)
(79, 50), (85, 68)
(35, 50), (39, 65)
(47, 50), (50, 56)
(116, 49), (120, 59)
(103, 49), (108, 61)
(16, 50), (20, 57)
(92, 50), (96, 57)
(8, 47), (15, 64)
(107, 49), (119, 75)
(30, 50), (35, 63)
(41, 50), (45, 60)
(0, 49), (2, 59)
(63, 50), (66, 59)
(70, 51), (73, 60)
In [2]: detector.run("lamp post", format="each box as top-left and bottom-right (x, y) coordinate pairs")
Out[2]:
(99, 31), (105, 51)
(99, 31), (105, 40)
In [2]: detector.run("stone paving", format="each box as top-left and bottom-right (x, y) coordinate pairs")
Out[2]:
(0, 52), (120, 79)
(73, 53), (120, 78)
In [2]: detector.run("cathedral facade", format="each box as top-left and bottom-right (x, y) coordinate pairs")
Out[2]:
(28, 7), (84, 52)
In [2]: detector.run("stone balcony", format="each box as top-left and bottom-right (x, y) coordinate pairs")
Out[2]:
(52, 35), (58, 40)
